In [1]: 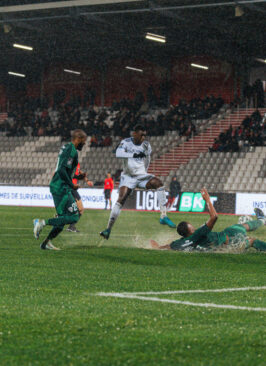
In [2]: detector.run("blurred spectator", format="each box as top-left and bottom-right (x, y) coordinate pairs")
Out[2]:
(253, 79), (264, 108)
(90, 134), (98, 147)
(101, 134), (112, 147)
(4, 92), (224, 144)
(243, 82), (253, 107)
(147, 85), (157, 108)
(209, 111), (265, 152)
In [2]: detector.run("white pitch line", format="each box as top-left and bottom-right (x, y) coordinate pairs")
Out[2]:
(96, 292), (266, 312)
(121, 286), (266, 295)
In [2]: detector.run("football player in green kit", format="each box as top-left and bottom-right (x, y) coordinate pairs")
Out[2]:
(33, 129), (87, 250)
(150, 187), (266, 252)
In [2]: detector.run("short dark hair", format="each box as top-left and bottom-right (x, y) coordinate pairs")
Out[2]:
(177, 221), (189, 237)
(133, 124), (146, 132)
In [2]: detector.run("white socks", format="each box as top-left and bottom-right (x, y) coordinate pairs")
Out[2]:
(107, 202), (122, 230)
(157, 187), (167, 218)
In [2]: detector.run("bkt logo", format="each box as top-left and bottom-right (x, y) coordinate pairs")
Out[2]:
(179, 192), (217, 212)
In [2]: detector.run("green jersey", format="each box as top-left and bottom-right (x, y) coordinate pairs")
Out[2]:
(170, 224), (228, 251)
(50, 142), (78, 194)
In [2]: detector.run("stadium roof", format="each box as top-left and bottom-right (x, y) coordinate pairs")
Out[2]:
(0, 0), (265, 82)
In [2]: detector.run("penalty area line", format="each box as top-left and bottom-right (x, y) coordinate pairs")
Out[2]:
(95, 292), (266, 312)
(121, 286), (266, 295)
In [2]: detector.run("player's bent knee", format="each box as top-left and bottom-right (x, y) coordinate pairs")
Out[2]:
(147, 178), (163, 189)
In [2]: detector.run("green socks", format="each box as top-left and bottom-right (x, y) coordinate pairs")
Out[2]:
(253, 239), (266, 251)
(246, 219), (263, 231)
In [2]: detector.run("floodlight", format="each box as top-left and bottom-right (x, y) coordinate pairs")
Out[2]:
(125, 66), (143, 73)
(145, 32), (166, 43)
(255, 58), (266, 64)
(13, 43), (33, 51)
(191, 63), (209, 70)
(64, 69), (81, 75)
(8, 71), (25, 77)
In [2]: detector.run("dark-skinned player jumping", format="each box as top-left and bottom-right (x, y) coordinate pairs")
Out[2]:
(100, 124), (176, 240)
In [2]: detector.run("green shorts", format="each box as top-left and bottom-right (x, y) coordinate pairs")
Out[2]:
(52, 191), (78, 217)
(224, 224), (248, 245)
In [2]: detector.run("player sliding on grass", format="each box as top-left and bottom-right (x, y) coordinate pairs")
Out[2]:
(150, 187), (266, 252)
(33, 129), (87, 250)
(100, 124), (176, 240)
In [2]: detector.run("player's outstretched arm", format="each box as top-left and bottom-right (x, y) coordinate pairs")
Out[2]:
(150, 240), (171, 250)
(200, 187), (218, 231)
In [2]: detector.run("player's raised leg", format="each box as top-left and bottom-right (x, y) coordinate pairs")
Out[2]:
(254, 208), (266, 224)
(146, 177), (176, 228)
(240, 208), (266, 234)
(100, 186), (132, 239)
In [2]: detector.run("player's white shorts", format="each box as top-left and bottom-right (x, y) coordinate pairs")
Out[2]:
(119, 173), (154, 189)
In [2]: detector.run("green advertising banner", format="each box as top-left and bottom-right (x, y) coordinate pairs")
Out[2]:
(179, 192), (218, 212)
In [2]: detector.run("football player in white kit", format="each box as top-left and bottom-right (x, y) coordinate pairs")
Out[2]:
(100, 124), (176, 240)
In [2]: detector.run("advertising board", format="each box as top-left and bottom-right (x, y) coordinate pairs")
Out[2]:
(235, 193), (266, 215)
(0, 186), (237, 214)
(123, 190), (235, 214)
(0, 186), (118, 209)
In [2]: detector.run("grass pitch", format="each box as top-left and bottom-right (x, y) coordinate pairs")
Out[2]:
(0, 206), (265, 366)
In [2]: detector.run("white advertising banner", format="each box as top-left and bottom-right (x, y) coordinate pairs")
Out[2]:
(235, 193), (266, 215)
(0, 186), (118, 209)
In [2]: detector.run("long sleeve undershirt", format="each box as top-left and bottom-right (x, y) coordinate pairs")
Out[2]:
(116, 148), (134, 158)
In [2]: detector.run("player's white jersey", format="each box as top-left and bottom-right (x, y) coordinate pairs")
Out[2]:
(116, 137), (152, 176)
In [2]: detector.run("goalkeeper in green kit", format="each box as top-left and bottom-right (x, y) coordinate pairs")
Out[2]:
(33, 129), (87, 250)
(150, 187), (266, 252)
